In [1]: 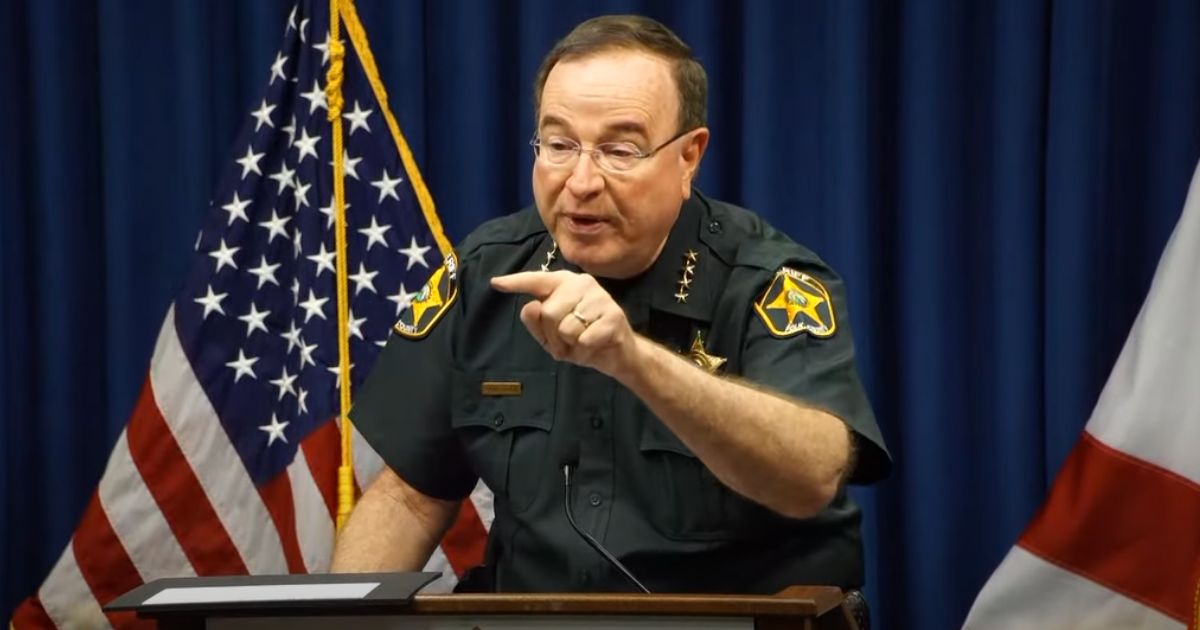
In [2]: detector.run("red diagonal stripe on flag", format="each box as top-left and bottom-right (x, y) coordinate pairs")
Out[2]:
(10, 594), (56, 629)
(441, 497), (488, 577)
(70, 491), (155, 629)
(127, 378), (247, 574)
(257, 472), (307, 573)
(300, 419), (341, 519)
(1019, 432), (1200, 624)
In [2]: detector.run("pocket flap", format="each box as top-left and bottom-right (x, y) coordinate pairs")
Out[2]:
(639, 416), (696, 458)
(451, 370), (555, 432)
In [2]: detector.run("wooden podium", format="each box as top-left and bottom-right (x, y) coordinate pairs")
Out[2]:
(106, 573), (860, 629)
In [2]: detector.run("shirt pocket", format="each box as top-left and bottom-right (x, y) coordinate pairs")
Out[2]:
(637, 414), (731, 541)
(451, 370), (555, 515)
(638, 412), (786, 541)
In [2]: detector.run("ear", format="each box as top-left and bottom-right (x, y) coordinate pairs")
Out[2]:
(678, 128), (710, 199)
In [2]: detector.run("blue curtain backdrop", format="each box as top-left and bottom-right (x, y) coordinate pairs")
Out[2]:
(3, 1), (1199, 628)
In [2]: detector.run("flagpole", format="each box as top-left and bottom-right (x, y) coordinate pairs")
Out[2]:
(326, 0), (355, 532)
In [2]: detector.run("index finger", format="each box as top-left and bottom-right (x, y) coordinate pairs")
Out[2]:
(490, 271), (565, 299)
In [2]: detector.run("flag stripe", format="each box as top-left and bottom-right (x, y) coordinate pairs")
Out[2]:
(1019, 431), (1200, 623)
(422, 545), (458, 592)
(287, 447), (335, 572)
(99, 430), (194, 580)
(35, 543), (109, 630)
(69, 492), (145, 627)
(257, 472), (308, 573)
(441, 497), (489, 577)
(152, 309), (287, 573)
(299, 418), (340, 519)
(965, 546), (1185, 629)
(128, 374), (248, 575)
(9, 595), (55, 630)
(350, 422), (384, 491)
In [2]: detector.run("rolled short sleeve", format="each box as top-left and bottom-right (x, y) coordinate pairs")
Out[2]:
(350, 261), (477, 501)
(738, 259), (891, 484)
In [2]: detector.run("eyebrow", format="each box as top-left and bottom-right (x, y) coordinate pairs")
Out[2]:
(537, 116), (649, 140)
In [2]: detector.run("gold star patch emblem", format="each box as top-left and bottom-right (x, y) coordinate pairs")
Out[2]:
(394, 252), (459, 339)
(753, 267), (837, 338)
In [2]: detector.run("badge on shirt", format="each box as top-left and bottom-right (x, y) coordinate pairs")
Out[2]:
(394, 252), (459, 339)
(753, 267), (837, 338)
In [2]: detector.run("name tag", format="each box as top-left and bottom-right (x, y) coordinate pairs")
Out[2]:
(481, 381), (523, 396)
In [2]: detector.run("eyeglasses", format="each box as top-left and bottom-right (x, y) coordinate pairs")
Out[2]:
(529, 128), (694, 173)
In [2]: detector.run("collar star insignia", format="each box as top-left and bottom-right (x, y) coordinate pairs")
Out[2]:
(675, 249), (699, 303)
(540, 241), (558, 271)
(688, 330), (726, 374)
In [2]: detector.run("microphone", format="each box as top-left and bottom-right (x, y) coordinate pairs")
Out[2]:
(559, 441), (650, 594)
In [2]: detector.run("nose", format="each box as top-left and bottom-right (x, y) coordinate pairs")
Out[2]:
(564, 150), (604, 199)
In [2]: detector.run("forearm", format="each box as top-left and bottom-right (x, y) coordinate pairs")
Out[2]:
(616, 336), (852, 519)
(331, 467), (459, 572)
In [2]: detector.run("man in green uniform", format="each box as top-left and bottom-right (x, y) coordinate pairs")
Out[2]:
(333, 14), (890, 595)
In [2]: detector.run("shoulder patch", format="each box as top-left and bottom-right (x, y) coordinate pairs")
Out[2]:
(753, 266), (837, 338)
(394, 252), (459, 339)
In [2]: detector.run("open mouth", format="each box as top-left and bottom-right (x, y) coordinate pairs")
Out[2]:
(564, 214), (608, 233)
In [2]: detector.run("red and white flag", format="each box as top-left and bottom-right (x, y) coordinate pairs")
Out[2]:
(964, 163), (1200, 628)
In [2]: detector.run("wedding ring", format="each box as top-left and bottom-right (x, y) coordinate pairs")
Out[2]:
(570, 307), (592, 329)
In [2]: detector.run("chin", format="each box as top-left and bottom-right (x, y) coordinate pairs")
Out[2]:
(557, 240), (619, 277)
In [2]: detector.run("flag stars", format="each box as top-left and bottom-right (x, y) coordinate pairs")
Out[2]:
(269, 51), (289, 84)
(269, 366), (298, 401)
(236, 146), (265, 179)
(298, 18), (310, 43)
(293, 179), (312, 211)
(282, 115), (297, 147)
(299, 289), (329, 322)
(281, 321), (302, 354)
(333, 150), (362, 180)
(349, 262), (379, 295)
(314, 31), (343, 66)
(300, 79), (327, 114)
(208, 238), (240, 272)
(370, 169), (404, 203)
(248, 256), (281, 291)
(317, 198), (349, 229)
(257, 209), (291, 244)
(343, 100), (373, 135)
(357, 216), (391, 251)
(298, 338), (318, 368)
(269, 164), (296, 194)
(293, 128), (321, 163)
(225, 350), (259, 383)
(237, 303), (271, 338)
(221, 192), (252, 225)
(258, 414), (290, 446)
(195, 285), (228, 319)
(398, 236), (431, 270)
(250, 99), (276, 131)
(296, 387), (309, 415)
(327, 362), (357, 389)
(387, 283), (417, 316)
(347, 310), (367, 340)
(306, 243), (336, 277)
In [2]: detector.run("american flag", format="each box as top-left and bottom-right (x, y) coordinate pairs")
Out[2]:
(11, 2), (492, 628)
